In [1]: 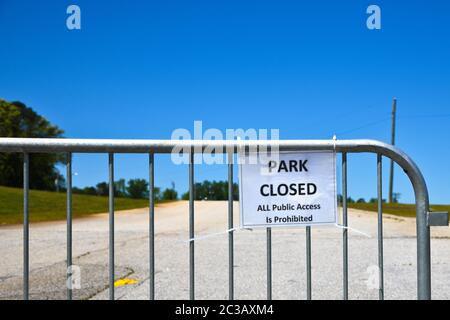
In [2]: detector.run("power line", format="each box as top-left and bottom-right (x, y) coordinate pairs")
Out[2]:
(329, 112), (450, 138)
(331, 107), (390, 121)
(332, 117), (391, 136)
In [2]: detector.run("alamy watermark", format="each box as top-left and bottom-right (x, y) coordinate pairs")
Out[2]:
(366, 5), (381, 30)
(365, 265), (381, 290)
(67, 265), (81, 290)
(170, 121), (281, 167)
(66, 5), (81, 30)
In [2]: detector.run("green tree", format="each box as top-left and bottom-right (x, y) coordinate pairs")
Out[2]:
(182, 180), (239, 201)
(114, 179), (127, 197)
(96, 182), (109, 196)
(162, 188), (178, 200)
(370, 197), (386, 203)
(126, 179), (148, 199)
(82, 186), (97, 195)
(181, 191), (189, 200)
(0, 99), (64, 190)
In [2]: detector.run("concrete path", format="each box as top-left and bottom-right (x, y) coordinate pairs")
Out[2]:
(0, 201), (449, 300)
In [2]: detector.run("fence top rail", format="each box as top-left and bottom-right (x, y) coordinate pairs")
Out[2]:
(0, 137), (422, 155)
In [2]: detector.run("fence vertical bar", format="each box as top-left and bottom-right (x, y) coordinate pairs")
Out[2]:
(417, 200), (431, 299)
(306, 226), (312, 300)
(189, 149), (195, 300)
(267, 228), (272, 300)
(377, 154), (384, 300)
(228, 152), (234, 300)
(66, 153), (73, 300)
(108, 153), (115, 300)
(342, 152), (348, 300)
(23, 153), (29, 300)
(149, 152), (155, 300)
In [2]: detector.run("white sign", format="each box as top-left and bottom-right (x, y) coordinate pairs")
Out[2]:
(239, 151), (337, 228)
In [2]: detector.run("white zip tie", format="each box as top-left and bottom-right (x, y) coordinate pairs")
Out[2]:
(334, 223), (372, 238)
(181, 227), (238, 243)
(332, 134), (337, 152)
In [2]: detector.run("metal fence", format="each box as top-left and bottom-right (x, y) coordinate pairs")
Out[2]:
(0, 138), (446, 300)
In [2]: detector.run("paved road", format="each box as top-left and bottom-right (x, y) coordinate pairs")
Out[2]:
(0, 201), (449, 300)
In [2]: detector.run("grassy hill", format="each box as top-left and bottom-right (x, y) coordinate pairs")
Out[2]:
(349, 202), (450, 218)
(0, 185), (150, 225)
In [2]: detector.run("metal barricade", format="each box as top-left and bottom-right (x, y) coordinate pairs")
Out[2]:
(0, 138), (445, 300)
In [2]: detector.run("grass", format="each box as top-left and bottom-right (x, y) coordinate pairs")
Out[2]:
(349, 202), (450, 218)
(0, 185), (152, 225)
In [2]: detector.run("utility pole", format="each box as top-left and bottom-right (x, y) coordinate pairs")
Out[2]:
(388, 97), (397, 203)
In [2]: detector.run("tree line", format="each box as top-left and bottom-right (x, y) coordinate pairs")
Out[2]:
(182, 180), (239, 201)
(72, 178), (178, 200)
(337, 194), (400, 204)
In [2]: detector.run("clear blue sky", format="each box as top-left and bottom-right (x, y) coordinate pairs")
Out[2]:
(1, 1), (449, 203)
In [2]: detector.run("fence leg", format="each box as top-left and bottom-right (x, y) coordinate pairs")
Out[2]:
(342, 153), (348, 300)
(228, 152), (234, 300)
(66, 153), (73, 300)
(416, 198), (431, 299)
(108, 153), (115, 300)
(23, 153), (29, 300)
(149, 153), (155, 300)
(189, 150), (195, 300)
(306, 226), (312, 300)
